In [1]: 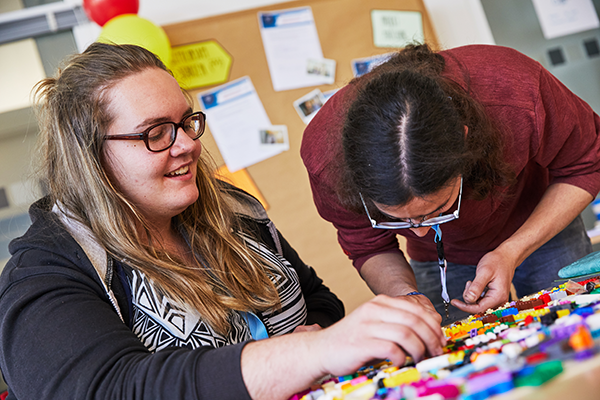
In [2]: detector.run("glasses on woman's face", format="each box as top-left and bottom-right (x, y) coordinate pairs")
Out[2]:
(104, 111), (206, 152)
(359, 177), (463, 229)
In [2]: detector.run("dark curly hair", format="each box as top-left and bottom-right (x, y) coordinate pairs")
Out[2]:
(340, 43), (515, 213)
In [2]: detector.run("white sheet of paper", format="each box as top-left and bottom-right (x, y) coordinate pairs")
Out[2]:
(532, 0), (600, 39)
(198, 76), (283, 172)
(258, 7), (330, 91)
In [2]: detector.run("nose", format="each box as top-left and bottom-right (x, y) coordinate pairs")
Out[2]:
(410, 226), (431, 237)
(170, 126), (199, 156)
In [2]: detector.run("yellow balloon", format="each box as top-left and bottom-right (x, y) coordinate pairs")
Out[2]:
(97, 14), (172, 68)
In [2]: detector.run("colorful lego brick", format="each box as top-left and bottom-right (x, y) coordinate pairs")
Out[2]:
(294, 276), (600, 400)
(514, 360), (563, 387)
(382, 367), (421, 388)
(569, 324), (594, 352)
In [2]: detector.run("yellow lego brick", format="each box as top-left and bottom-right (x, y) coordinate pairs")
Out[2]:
(382, 367), (421, 388)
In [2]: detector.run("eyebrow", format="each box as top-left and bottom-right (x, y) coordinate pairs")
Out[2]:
(132, 107), (194, 132)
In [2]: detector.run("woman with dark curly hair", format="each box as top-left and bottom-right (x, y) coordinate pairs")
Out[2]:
(301, 43), (600, 323)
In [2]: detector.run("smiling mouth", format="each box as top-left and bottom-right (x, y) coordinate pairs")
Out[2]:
(166, 165), (189, 177)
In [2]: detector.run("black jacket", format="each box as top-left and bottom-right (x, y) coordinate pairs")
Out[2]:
(0, 190), (344, 400)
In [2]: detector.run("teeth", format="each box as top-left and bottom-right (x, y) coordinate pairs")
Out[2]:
(167, 165), (189, 176)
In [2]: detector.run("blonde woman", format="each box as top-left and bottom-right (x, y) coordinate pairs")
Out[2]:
(0, 43), (445, 400)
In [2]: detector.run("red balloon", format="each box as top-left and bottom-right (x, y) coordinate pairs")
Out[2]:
(83, 0), (140, 27)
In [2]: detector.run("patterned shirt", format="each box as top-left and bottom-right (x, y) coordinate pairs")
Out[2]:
(129, 230), (307, 352)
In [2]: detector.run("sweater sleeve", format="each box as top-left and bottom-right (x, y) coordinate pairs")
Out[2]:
(0, 247), (251, 400)
(532, 66), (600, 197)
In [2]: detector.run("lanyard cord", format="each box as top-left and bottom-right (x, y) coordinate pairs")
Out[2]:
(432, 225), (450, 318)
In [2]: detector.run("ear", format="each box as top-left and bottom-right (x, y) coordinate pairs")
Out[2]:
(464, 125), (469, 137)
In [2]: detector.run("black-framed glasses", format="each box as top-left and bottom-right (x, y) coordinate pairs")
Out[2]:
(359, 177), (463, 229)
(104, 111), (206, 152)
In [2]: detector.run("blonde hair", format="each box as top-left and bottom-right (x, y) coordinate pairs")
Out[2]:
(34, 42), (279, 335)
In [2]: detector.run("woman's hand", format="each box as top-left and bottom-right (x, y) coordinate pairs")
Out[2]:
(451, 248), (516, 314)
(312, 294), (446, 376)
(401, 293), (443, 326)
(293, 324), (322, 333)
(241, 295), (446, 399)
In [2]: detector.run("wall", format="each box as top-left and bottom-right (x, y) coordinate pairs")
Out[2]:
(0, 121), (41, 267)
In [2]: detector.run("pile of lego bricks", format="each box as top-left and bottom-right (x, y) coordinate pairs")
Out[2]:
(290, 276), (600, 400)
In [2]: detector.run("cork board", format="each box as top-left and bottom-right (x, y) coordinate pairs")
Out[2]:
(163, 0), (438, 313)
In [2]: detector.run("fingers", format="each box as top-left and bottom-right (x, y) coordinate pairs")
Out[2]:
(346, 336), (409, 368)
(410, 295), (443, 325)
(431, 311), (443, 326)
(463, 275), (489, 304)
(371, 296), (444, 342)
(464, 280), (472, 298)
(293, 324), (322, 333)
(366, 296), (446, 354)
(451, 286), (507, 314)
(450, 297), (494, 314)
(363, 322), (427, 362)
(315, 295), (449, 377)
(413, 297), (443, 334)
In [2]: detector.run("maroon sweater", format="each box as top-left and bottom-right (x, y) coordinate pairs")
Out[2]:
(301, 45), (600, 271)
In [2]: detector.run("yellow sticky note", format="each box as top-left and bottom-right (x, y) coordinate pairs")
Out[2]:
(215, 165), (268, 210)
(171, 40), (232, 89)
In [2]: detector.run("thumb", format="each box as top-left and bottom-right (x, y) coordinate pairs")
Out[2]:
(463, 276), (488, 304)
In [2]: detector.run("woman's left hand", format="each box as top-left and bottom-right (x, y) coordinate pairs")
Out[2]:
(450, 248), (516, 314)
(293, 324), (322, 333)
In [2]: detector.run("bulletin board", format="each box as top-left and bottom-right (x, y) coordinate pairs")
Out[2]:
(162, 0), (439, 313)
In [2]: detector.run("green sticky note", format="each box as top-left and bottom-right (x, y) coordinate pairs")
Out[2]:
(371, 10), (424, 48)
